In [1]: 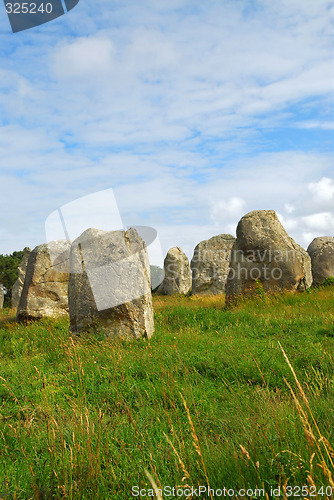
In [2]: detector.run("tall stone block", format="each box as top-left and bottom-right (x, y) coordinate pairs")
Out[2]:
(226, 210), (312, 303)
(68, 228), (154, 340)
(11, 247), (31, 308)
(191, 234), (235, 295)
(157, 247), (191, 295)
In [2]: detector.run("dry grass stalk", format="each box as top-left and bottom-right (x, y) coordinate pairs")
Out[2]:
(164, 432), (190, 483)
(180, 393), (213, 500)
(279, 342), (334, 487)
(144, 469), (164, 500)
(239, 445), (251, 461)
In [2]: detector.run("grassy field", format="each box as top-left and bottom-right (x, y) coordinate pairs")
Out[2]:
(0, 286), (334, 499)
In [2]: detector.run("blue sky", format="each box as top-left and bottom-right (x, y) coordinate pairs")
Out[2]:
(0, 0), (333, 261)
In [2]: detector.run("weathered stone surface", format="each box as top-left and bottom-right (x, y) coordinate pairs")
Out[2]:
(68, 227), (154, 340)
(0, 285), (4, 309)
(157, 247), (191, 295)
(307, 236), (334, 285)
(226, 210), (312, 302)
(191, 234), (235, 295)
(11, 247), (31, 309)
(16, 241), (71, 321)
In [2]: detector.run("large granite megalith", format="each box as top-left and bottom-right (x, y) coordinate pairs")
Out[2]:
(16, 241), (71, 321)
(11, 247), (31, 308)
(157, 247), (191, 295)
(191, 234), (235, 295)
(0, 286), (4, 309)
(68, 227), (154, 340)
(307, 236), (334, 285)
(226, 210), (312, 302)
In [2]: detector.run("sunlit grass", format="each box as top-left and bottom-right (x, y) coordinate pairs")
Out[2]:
(0, 286), (333, 498)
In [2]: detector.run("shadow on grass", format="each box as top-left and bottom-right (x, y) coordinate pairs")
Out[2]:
(0, 309), (17, 327)
(318, 327), (334, 338)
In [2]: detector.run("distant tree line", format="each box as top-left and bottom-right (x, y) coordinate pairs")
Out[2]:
(0, 251), (23, 307)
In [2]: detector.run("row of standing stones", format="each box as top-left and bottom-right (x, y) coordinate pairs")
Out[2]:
(5, 210), (334, 341)
(157, 211), (333, 298)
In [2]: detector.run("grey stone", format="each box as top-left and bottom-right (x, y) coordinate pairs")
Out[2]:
(11, 247), (31, 309)
(191, 234), (235, 295)
(16, 240), (71, 321)
(150, 265), (164, 291)
(0, 285), (4, 309)
(307, 236), (334, 285)
(68, 227), (154, 340)
(226, 210), (312, 302)
(157, 247), (191, 295)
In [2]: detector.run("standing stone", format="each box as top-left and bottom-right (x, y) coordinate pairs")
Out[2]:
(157, 247), (191, 295)
(0, 285), (4, 309)
(16, 241), (71, 321)
(191, 234), (235, 295)
(307, 236), (334, 285)
(226, 210), (312, 302)
(68, 227), (154, 339)
(11, 247), (31, 308)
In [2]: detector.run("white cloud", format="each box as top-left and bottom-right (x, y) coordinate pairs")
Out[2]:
(308, 177), (334, 205)
(52, 36), (115, 79)
(295, 121), (334, 130)
(302, 212), (333, 231)
(128, 28), (180, 69)
(211, 197), (246, 223)
(285, 203), (295, 214)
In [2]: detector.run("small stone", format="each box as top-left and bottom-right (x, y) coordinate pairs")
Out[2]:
(157, 247), (191, 295)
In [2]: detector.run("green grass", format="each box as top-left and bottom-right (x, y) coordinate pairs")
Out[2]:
(0, 287), (334, 499)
